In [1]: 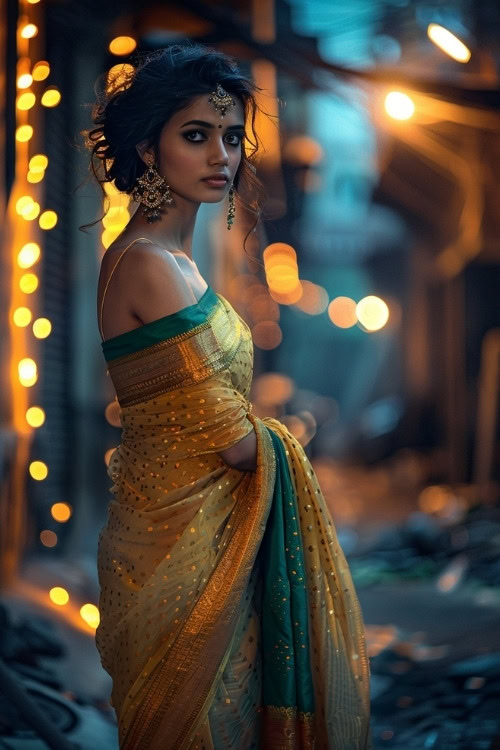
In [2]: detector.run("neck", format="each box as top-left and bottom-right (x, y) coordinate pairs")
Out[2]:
(125, 194), (201, 261)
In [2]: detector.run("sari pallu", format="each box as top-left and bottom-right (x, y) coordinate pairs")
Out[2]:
(96, 286), (372, 750)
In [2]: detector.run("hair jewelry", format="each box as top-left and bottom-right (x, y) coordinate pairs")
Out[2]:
(208, 83), (236, 119)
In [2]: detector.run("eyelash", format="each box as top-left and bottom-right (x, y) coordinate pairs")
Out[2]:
(183, 130), (243, 146)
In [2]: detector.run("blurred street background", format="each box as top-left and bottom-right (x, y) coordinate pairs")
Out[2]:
(1, 0), (499, 748)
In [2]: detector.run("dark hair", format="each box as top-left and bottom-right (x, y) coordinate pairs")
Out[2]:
(79, 41), (269, 259)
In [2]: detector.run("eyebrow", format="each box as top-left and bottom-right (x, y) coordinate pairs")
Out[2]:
(180, 119), (245, 130)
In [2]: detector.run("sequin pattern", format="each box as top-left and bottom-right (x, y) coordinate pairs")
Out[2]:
(96, 294), (371, 750)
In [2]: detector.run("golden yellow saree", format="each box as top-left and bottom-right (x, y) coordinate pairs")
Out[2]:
(96, 284), (372, 749)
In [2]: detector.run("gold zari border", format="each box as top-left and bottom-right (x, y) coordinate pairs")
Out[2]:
(120, 414), (277, 750)
(262, 705), (317, 750)
(107, 301), (242, 407)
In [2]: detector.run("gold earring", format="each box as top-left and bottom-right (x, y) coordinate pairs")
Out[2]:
(227, 185), (235, 230)
(132, 155), (173, 223)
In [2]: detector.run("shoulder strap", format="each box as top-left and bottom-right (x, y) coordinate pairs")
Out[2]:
(99, 237), (155, 341)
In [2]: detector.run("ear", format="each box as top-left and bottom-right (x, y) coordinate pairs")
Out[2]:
(135, 139), (154, 164)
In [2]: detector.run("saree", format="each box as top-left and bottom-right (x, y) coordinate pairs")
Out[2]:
(96, 283), (372, 750)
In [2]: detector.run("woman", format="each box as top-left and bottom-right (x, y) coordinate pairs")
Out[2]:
(84, 43), (372, 750)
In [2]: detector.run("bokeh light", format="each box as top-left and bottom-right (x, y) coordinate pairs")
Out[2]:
(33, 318), (52, 339)
(49, 587), (69, 605)
(80, 604), (100, 629)
(26, 406), (45, 427)
(51, 502), (72, 522)
(18, 242), (41, 268)
(328, 297), (358, 328)
(18, 358), (37, 386)
(13, 307), (32, 327)
(16, 125), (33, 142)
(16, 91), (36, 110)
(19, 273), (39, 293)
(29, 460), (48, 480)
(109, 36), (137, 56)
(40, 530), (57, 547)
(427, 23), (471, 63)
(39, 210), (58, 229)
(356, 296), (390, 331)
(385, 91), (415, 120)
(32, 61), (50, 81)
(41, 87), (61, 107)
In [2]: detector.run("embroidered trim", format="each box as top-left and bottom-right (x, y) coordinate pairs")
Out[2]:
(107, 304), (242, 407)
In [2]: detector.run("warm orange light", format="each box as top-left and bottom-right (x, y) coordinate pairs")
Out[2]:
(51, 502), (72, 522)
(19, 273), (39, 293)
(356, 296), (389, 331)
(17, 73), (33, 89)
(13, 307), (32, 327)
(32, 61), (50, 81)
(49, 587), (69, 605)
(251, 321), (283, 350)
(18, 242), (41, 268)
(253, 373), (294, 406)
(16, 196), (34, 215)
(282, 135), (324, 166)
(27, 170), (45, 184)
(39, 210), (58, 229)
(80, 603), (100, 629)
(20, 23), (38, 39)
(263, 243), (300, 296)
(328, 296), (359, 328)
(16, 91), (36, 110)
(33, 318), (52, 339)
(16, 125), (34, 142)
(105, 400), (121, 427)
(29, 460), (48, 480)
(21, 202), (41, 221)
(26, 406), (45, 427)
(427, 23), (471, 63)
(18, 358), (37, 386)
(40, 530), (57, 547)
(109, 36), (137, 56)
(41, 87), (61, 107)
(384, 91), (415, 120)
(293, 281), (329, 315)
(29, 154), (48, 172)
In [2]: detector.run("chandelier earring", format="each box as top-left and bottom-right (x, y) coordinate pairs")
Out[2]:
(227, 185), (236, 230)
(132, 155), (173, 223)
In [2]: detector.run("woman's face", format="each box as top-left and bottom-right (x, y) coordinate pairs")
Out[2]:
(139, 92), (245, 205)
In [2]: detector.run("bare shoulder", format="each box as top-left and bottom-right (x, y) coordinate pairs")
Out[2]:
(117, 240), (199, 324)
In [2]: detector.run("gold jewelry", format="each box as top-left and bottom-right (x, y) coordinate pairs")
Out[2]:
(227, 185), (235, 230)
(132, 156), (173, 223)
(208, 83), (236, 119)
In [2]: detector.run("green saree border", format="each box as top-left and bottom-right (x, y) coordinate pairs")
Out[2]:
(101, 284), (218, 362)
(260, 427), (315, 718)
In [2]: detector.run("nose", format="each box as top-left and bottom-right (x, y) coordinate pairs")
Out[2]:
(209, 137), (230, 166)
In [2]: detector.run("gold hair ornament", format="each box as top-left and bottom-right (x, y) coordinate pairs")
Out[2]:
(208, 84), (236, 119)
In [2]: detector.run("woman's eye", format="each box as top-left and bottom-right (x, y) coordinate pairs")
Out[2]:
(184, 130), (205, 142)
(183, 130), (242, 146)
(225, 134), (243, 146)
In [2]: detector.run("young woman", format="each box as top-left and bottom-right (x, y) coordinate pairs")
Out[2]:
(84, 42), (372, 750)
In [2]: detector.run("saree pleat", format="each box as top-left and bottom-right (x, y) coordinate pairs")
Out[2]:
(96, 289), (372, 750)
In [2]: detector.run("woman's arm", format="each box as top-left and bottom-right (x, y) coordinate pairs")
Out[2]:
(218, 427), (257, 472)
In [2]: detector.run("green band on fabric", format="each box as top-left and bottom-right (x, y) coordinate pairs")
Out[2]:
(259, 427), (315, 714)
(101, 285), (218, 362)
